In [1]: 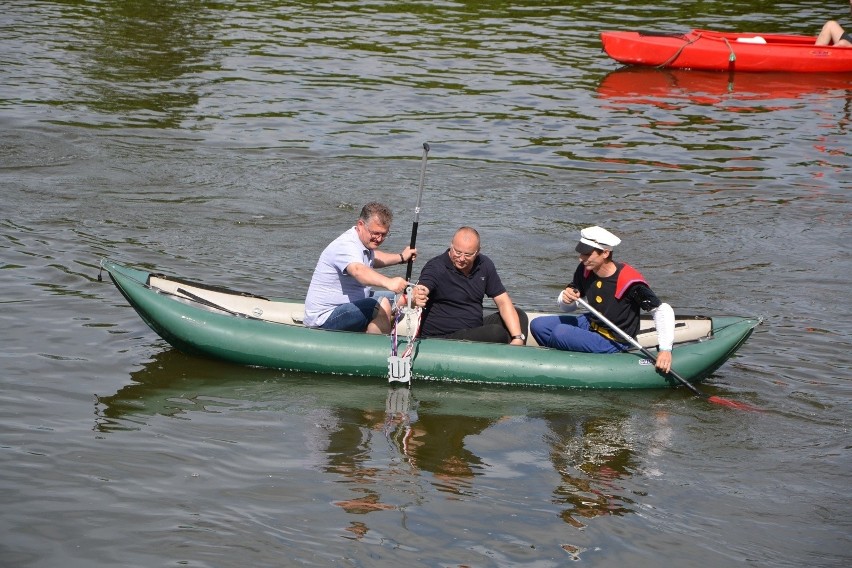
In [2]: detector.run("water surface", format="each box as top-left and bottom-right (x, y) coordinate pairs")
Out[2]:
(1, 1), (850, 566)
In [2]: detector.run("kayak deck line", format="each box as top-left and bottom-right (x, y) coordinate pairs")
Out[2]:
(147, 265), (714, 350)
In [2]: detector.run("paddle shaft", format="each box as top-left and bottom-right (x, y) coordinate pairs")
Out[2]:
(574, 296), (704, 397)
(405, 142), (430, 281)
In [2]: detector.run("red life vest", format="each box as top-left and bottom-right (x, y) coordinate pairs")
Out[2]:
(578, 263), (649, 340)
(582, 263), (646, 298)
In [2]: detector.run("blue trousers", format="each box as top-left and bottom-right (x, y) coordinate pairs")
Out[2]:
(530, 314), (628, 353)
(320, 297), (380, 332)
(318, 290), (396, 332)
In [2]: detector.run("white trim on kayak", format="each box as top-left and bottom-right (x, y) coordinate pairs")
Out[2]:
(149, 274), (712, 349)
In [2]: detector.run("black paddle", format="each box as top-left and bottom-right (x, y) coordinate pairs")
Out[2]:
(405, 142), (430, 281)
(575, 296), (759, 411)
(387, 143), (430, 385)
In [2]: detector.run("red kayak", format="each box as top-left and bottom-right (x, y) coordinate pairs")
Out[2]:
(600, 29), (852, 73)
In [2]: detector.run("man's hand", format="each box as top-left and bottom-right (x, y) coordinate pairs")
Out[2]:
(386, 277), (409, 294)
(656, 350), (672, 373)
(411, 284), (429, 308)
(401, 246), (417, 263)
(560, 285), (581, 304)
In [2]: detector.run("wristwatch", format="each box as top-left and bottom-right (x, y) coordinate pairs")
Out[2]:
(511, 334), (526, 341)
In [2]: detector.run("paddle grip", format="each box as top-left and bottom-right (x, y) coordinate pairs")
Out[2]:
(405, 221), (419, 281)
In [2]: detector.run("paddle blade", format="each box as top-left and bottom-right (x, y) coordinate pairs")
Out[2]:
(388, 355), (412, 384)
(707, 395), (762, 412)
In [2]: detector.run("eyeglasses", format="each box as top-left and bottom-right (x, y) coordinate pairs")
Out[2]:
(361, 221), (390, 240)
(368, 229), (389, 240)
(450, 244), (478, 260)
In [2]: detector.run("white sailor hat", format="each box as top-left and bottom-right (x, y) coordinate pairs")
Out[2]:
(575, 226), (621, 254)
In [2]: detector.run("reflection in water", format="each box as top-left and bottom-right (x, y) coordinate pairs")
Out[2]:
(97, 351), (651, 539)
(322, 385), (497, 539)
(66, 1), (215, 127)
(544, 411), (637, 529)
(598, 67), (852, 103)
(589, 65), (850, 182)
(383, 387), (416, 463)
(94, 350), (283, 431)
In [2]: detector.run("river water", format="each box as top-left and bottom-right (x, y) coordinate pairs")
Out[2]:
(1, 1), (850, 566)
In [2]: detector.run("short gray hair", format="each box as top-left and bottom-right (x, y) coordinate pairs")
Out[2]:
(359, 202), (393, 226)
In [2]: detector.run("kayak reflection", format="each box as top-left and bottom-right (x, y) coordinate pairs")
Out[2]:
(96, 350), (670, 534)
(598, 67), (852, 106)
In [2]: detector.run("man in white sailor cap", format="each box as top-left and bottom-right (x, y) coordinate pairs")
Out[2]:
(575, 225), (621, 253)
(530, 226), (675, 373)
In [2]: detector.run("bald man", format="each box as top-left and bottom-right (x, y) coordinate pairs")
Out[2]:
(412, 227), (528, 345)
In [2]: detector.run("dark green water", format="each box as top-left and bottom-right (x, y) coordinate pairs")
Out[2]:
(1, 1), (849, 566)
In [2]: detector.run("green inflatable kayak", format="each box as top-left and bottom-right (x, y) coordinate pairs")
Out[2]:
(100, 258), (760, 389)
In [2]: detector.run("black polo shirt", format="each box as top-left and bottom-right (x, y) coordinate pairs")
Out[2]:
(417, 249), (507, 338)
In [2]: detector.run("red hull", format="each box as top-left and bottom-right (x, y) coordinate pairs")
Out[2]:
(600, 29), (852, 73)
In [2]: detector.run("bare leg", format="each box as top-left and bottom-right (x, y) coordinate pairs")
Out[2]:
(366, 297), (393, 334)
(816, 21), (850, 46)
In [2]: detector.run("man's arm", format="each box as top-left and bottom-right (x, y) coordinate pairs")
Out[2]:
(630, 284), (675, 373)
(493, 292), (524, 345)
(346, 263), (408, 293)
(373, 246), (417, 269)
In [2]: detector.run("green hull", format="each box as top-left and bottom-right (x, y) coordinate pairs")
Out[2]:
(102, 259), (760, 389)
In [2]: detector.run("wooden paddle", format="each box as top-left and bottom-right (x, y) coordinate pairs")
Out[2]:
(575, 297), (759, 411)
